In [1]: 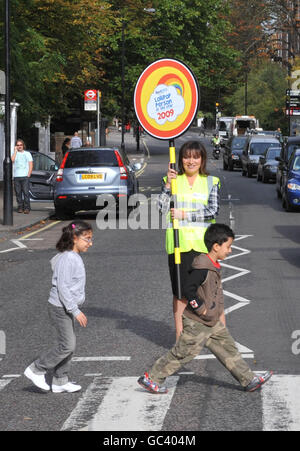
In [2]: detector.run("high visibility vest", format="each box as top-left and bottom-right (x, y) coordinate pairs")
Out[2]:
(165, 174), (220, 255)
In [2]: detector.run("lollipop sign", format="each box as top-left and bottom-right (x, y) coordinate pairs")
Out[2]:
(134, 59), (199, 140)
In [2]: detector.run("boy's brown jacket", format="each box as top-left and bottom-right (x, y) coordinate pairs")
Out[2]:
(184, 254), (224, 327)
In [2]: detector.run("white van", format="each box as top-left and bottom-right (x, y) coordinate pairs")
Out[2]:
(217, 117), (234, 143)
(231, 115), (259, 136)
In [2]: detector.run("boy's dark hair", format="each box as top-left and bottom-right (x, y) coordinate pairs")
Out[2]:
(204, 223), (235, 252)
(56, 220), (92, 252)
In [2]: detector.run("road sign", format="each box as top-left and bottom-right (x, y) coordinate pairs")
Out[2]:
(134, 58), (199, 140)
(84, 89), (98, 111)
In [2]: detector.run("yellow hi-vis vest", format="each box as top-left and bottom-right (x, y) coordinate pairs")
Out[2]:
(165, 174), (220, 255)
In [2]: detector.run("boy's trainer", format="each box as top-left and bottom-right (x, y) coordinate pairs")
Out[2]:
(137, 372), (168, 394)
(245, 371), (273, 392)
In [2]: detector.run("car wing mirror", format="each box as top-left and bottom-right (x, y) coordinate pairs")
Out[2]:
(132, 162), (142, 172)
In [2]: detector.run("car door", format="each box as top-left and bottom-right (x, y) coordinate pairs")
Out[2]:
(29, 152), (58, 201)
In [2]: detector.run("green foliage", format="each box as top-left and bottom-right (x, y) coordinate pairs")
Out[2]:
(0, 0), (240, 130)
(224, 61), (288, 131)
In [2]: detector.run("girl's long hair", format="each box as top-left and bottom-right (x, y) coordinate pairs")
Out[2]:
(56, 220), (93, 252)
(178, 141), (209, 176)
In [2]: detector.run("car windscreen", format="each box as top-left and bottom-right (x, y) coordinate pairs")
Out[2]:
(231, 137), (247, 149)
(266, 149), (281, 160)
(65, 150), (118, 168)
(293, 156), (300, 171)
(250, 142), (278, 155)
(287, 145), (300, 161)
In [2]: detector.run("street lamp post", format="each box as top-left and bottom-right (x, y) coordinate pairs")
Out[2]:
(120, 9), (155, 152)
(3, 0), (13, 226)
(243, 41), (258, 116)
(121, 20), (125, 152)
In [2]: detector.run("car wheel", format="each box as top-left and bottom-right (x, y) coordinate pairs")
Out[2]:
(282, 192), (293, 212)
(55, 207), (74, 220)
(276, 187), (282, 199)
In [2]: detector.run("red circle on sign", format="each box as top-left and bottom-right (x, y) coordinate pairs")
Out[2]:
(85, 90), (97, 101)
(134, 59), (199, 140)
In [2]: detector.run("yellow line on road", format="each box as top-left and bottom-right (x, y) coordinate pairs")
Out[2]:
(21, 220), (61, 240)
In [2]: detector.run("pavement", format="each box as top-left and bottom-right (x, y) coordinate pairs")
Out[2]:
(0, 128), (147, 236)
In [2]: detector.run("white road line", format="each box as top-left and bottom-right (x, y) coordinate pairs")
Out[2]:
(0, 221), (60, 254)
(0, 378), (14, 391)
(61, 376), (179, 431)
(262, 375), (300, 431)
(195, 342), (254, 360)
(72, 356), (131, 362)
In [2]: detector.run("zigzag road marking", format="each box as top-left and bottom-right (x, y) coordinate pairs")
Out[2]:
(198, 235), (254, 360)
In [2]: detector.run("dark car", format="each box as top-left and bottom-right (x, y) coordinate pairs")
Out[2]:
(241, 136), (280, 178)
(28, 151), (58, 201)
(257, 147), (281, 183)
(54, 147), (140, 218)
(281, 148), (300, 211)
(223, 136), (247, 171)
(276, 136), (300, 198)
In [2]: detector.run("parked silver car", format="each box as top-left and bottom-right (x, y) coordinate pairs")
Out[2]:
(54, 147), (139, 218)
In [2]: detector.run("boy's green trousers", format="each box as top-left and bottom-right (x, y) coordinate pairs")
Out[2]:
(149, 315), (254, 387)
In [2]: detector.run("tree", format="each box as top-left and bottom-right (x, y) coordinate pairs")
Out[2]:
(0, 0), (240, 132)
(224, 60), (288, 132)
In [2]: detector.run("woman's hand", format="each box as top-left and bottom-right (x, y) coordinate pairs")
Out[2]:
(170, 208), (186, 220)
(165, 163), (177, 189)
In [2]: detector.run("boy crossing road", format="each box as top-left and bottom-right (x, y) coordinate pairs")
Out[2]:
(138, 224), (272, 394)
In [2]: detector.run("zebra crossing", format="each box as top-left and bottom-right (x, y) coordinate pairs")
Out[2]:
(0, 372), (300, 430)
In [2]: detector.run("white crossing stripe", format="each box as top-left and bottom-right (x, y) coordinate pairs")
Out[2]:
(262, 375), (300, 431)
(61, 376), (179, 431)
(72, 356), (130, 362)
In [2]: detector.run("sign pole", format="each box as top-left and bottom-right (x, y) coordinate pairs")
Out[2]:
(97, 91), (101, 146)
(134, 58), (199, 301)
(169, 139), (182, 300)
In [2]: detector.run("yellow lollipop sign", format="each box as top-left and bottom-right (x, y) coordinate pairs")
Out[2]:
(134, 58), (199, 140)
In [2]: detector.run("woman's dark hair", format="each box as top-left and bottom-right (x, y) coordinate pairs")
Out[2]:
(56, 220), (93, 252)
(204, 223), (235, 252)
(178, 141), (209, 176)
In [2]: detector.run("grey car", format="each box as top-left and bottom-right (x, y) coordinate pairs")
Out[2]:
(54, 147), (140, 218)
(257, 147), (281, 183)
(241, 136), (280, 178)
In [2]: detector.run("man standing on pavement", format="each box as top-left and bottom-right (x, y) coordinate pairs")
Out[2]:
(70, 131), (82, 148)
(11, 139), (33, 214)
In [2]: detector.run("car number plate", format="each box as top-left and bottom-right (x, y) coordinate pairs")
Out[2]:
(81, 174), (103, 180)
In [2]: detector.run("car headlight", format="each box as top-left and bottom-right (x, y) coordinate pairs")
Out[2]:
(287, 183), (300, 191)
